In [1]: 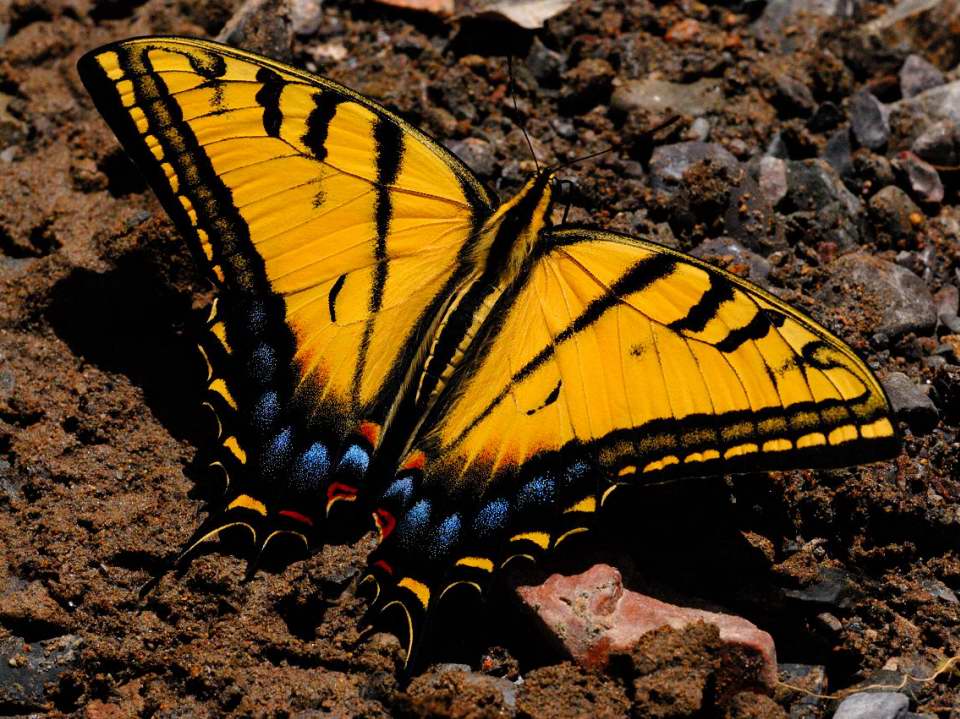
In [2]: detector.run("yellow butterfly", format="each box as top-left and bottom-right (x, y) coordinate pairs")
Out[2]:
(79, 36), (898, 666)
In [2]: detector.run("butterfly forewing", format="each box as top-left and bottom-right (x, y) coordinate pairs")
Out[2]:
(78, 37), (494, 538)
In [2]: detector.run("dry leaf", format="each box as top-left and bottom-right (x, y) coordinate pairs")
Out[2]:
(373, 0), (456, 16)
(464, 0), (575, 29)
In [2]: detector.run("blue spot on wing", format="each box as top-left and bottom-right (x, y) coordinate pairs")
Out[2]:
(247, 300), (268, 334)
(430, 513), (462, 559)
(518, 474), (556, 508)
(473, 499), (509, 537)
(263, 426), (293, 475)
(252, 391), (279, 432)
(564, 461), (590, 485)
(383, 476), (414, 506)
(291, 441), (330, 492)
(248, 342), (276, 384)
(338, 444), (369, 474)
(399, 499), (431, 548)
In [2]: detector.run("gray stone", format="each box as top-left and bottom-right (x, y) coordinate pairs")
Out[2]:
(289, 0), (324, 36)
(819, 253), (937, 337)
(808, 101), (844, 132)
(775, 75), (816, 116)
(783, 567), (860, 609)
(217, 0), (294, 61)
(648, 141), (739, 194)
(758, 156), (788, 206)
(882, 372), (939, 432)
(526, 38), (566, 86)
(832, 691), (908, 719)
(896, 151), (944, 203)
(611, 78), (723, 117)
(0, 634), (81, 712)
(445, 138), (497, 178)
(920, 578), (958, 603)
(869, 186), (921, 247)
(691, 237), (772, 284)
(824, 129), (854, 179)
(688, 117), (710, 142)
(851, 91), (889, 150)
(861, 0), (960, 60)
(782, 159), (862, 249)
(900, 54), (945, 99)
(890, 80), (960, 128)
(779, 664), (827, 719)
(911, 120), (960, 166)
(756, 0), (859, 41)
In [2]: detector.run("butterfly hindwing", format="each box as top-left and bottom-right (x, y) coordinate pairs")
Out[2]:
(364, 226), (897, 659)
(78, 37), (494, 548)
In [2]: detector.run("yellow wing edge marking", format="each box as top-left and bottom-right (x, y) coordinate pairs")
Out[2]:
(398, 577), (431, 609)
(455, 556), (494, 572)
(563, 496), (596, 514)
(228, 494), (267, 516)
(555, 527), (589, 547)
(223, 435), (247, 464)
(439, 580), (482, 601)
(209, 378), (237, 409)
(509, 531), (550, 549)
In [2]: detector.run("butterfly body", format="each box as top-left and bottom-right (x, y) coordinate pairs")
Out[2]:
(79, 36), (898, 668)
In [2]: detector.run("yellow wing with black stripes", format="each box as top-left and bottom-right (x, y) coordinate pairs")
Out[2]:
(423, 226), (896, 486)
(363, 226), (897, 663)
(78, 36), (494, 546)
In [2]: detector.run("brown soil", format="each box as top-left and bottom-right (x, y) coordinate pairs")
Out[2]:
(0, 0), (957, 717)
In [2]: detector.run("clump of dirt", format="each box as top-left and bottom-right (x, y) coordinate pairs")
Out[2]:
(0, 0), (958, 716)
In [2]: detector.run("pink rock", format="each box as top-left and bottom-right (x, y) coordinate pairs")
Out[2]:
(515, 564), (778, 688)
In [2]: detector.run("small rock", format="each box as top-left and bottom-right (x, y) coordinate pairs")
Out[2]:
(665, 17), (701, 43)
(407, 664), (518, 713)
(688, 117), (711, 142)
(853, 149), (895, 194)
(934, 285), (959, 331)
(755, 0), (856, 44)
(444, 137), (497, 178)
(649, 141), (739, 195)
(889, 80), (960, 129)
(692, 237), (772, 284)
(777, 664), (827, 719)
(808, 101), (844, 132)
(775, 75), (816, 117)
(895, 151), (944, 204)
(0, 634), (81, 712)
(920, 578), (959, 604)
(217, 0), (294, 60)
(862, 0), (960, 65)
(869, 186), (922, 248)
(560, 58), (614, 115)
(611, 77), (723, 117)
(832, 691), (909, 719)
(911, 120), (960, 166)
(818, 254), (937, 337)
(526, 38), (565, 86)
(758, 156), (788, 206)
(899, 54), (945, 99)
(289, 0), (324, 36)
(824, 129), (854, 180)
(783, 567), (860, 609)
(882, 372), (939, 432)
(514, 564), (777, 688)
(851, 90), (889, 150)
(781, 159), (862, 250)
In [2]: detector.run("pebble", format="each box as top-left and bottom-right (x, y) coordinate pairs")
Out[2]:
(406, 664), (518, 713)
(610, 77), (723, 117)
(851, 90), (889, 150)
(755, 0), (856, 43)
(783, 159), (862, 249)
(920, 578), (959, 604)
(824, 129), (854, 180)
(687, 117), (711, 142)
(217, 0), (294, 61)
(692, 237), (772, 285)
(882, 372), (939, 432)
(289, 0), (324, 36)
(911, 120), (960, 166)
(808, 101), (844, 132)
(818, 253), (937, 337)
(649, 141), (739, 194)
(899, 54), (944, 99)
(832, 691), (909, 719)
(934, 285), (960, 332)
(514, 564), (778, 687)
(560, 58), (615, 114)
(0, 634), (81, 712)
(869, 186), (921, 248)
(783, 567), (860, 610)
(778, 664), (827, 719)
(890, 80), (960, 127)
(775, 74), (816, 117)
(895, 151), (944, 204)
(526, 38), (566, 86)
(853, 149), (895, 194)
(444, 138), (497, 179)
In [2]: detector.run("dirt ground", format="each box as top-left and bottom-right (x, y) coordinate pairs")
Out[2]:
(0, 0), (958, 716)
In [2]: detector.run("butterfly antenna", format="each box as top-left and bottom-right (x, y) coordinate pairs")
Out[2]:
(551, 144), (616, 172)
(508, 55), (540, 173)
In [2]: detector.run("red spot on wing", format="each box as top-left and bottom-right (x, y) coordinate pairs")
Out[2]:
(373, 508), (396, 541)
(373, 559), (394, 575)
(278, 510), (314, 527)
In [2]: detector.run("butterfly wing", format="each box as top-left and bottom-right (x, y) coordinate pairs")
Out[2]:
(78, 37), (494, 549)
(364, 226), (897, 660)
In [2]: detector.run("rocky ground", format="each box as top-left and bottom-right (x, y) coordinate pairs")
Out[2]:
(0, 0), (958, 716)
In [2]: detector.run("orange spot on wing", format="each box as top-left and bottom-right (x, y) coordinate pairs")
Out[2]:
(400, 450), (426, 471)
(325, 482), (358, 514)
(359, 421), (381, 447)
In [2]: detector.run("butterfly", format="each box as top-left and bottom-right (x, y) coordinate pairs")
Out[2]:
(78, 36), (899, 668)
